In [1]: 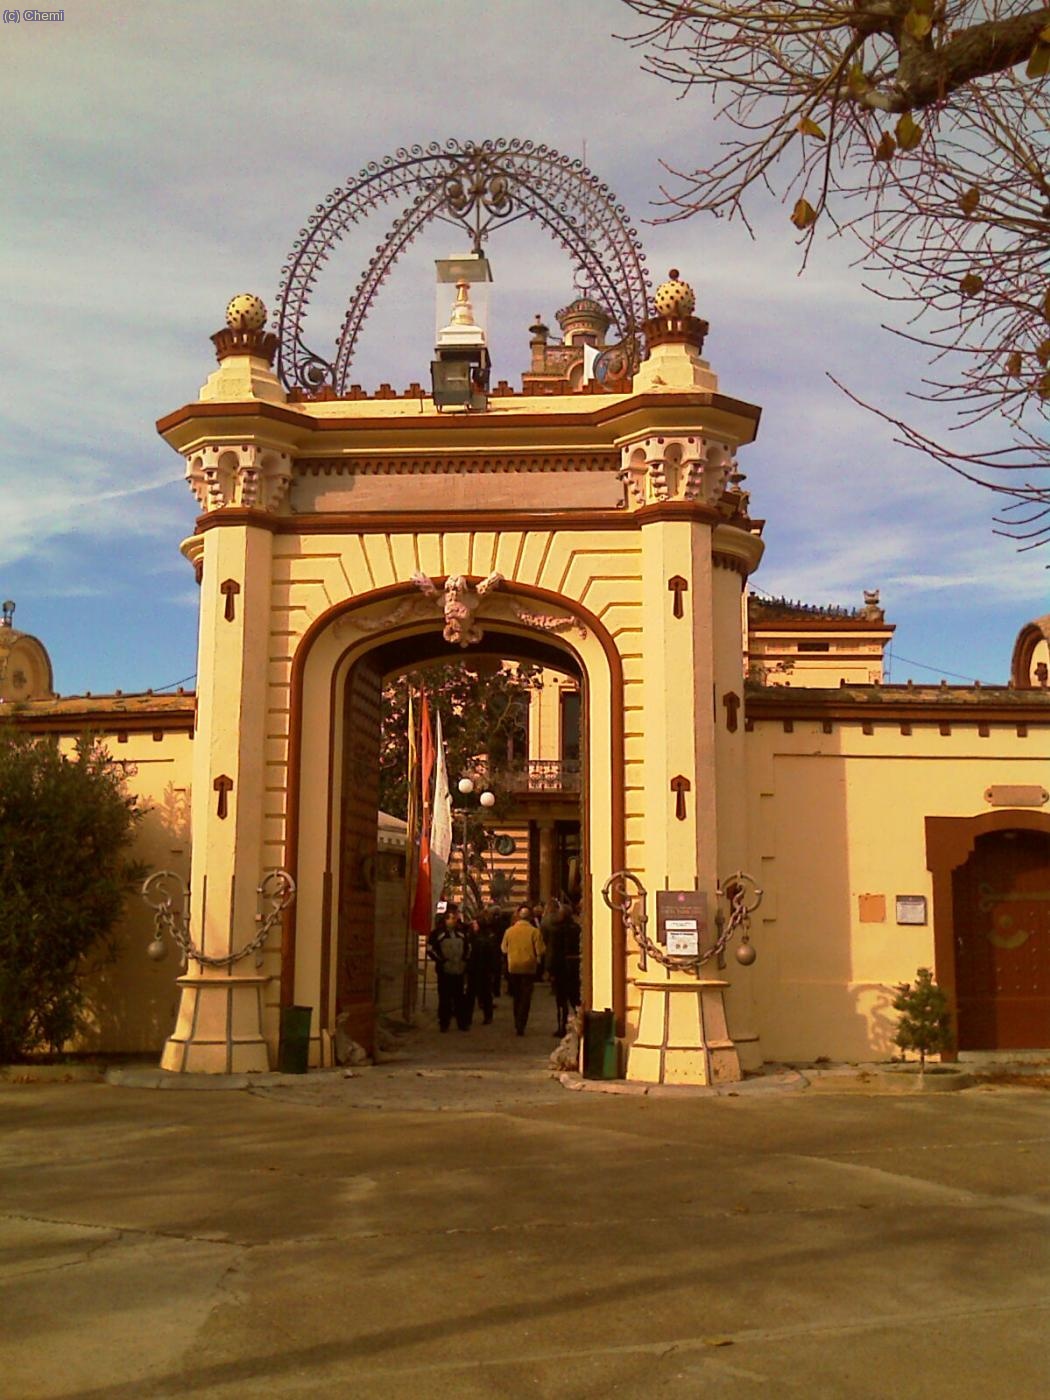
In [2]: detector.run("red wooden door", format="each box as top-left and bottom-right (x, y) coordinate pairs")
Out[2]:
(336, 656), (382, 1056)
(952, 830), (1050, 1049)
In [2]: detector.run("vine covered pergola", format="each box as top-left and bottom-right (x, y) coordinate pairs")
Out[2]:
(273, 138), (653, 396)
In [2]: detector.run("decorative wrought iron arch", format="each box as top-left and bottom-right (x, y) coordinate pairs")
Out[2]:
(274, 138), (652, 395)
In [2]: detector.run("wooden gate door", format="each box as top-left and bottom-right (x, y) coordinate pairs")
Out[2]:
(952, 829), (1050, 1049)
(336, 656), (383, 1056)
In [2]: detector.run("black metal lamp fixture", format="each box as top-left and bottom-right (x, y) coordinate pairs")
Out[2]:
(431, 253), (492, 412)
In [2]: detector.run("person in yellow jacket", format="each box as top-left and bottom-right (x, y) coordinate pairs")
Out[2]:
(500, 905), (546, 1037)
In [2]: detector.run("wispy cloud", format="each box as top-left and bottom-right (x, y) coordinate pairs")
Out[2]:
(2, 0), (1044, 692)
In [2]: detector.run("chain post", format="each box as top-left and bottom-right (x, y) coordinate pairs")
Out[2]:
(142, 869), (296, 970)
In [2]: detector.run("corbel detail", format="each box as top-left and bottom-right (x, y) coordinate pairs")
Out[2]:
(619, 433), (735, 509)
(186, 445), (293, 513)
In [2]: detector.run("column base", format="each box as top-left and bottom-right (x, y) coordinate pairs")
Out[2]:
(160, 973), (272, 1074)
(627, 978), (742, 1086)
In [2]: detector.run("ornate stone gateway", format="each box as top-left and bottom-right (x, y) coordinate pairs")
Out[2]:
(155, 143), (765, 1076)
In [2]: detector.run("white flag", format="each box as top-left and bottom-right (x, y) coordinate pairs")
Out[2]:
(429, 710), (453, 920)
(582, 341), (601, 384)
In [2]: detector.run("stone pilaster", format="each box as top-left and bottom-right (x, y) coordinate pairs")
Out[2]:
(161, 517), (276, 1074)
(621, 413), (760, 1084)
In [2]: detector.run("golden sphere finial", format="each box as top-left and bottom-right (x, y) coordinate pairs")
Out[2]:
(225, 293), (268, 332)
(653, 270), (696, 318)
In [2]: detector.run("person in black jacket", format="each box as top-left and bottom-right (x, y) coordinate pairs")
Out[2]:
(427, 905), (472, 1032)
(546, 902), (582, 1038)
(466, 905), (502, 1025)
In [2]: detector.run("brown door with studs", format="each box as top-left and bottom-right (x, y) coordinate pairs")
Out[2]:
(952, 829), (1050, 1049)
(336, 656), (383, 1056)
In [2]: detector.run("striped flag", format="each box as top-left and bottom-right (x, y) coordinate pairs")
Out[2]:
(403, 687), (420, 1017)
(409, 693), (435, 937)
(429, 709), (453, 918)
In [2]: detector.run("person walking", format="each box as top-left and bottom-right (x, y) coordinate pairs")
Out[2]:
(466, 907), (501, 1026)
(427, 905), (472, 1032)
(501, 904), (545, 1037)
(547, 903), (582, 1037)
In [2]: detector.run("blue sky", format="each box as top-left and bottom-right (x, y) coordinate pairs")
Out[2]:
(2, 0), (1045, 695)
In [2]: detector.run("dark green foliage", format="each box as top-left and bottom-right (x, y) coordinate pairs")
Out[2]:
(892, 966), (953, 1070)
(0, 730), (144, 1061)
(378, 660), (544, 819)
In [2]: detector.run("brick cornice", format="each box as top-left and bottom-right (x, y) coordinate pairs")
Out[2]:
(751, 618), (895, 633)
(745, 689), (1050, 726)
(2, 702), (195, 736)
(157, 389), (762, 454)
(295, 450), (620, 476)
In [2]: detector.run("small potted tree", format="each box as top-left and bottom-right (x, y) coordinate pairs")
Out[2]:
(892, 968), (956, 1083)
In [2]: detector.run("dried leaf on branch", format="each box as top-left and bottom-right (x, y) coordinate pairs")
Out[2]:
(620, 0), (1050, 542)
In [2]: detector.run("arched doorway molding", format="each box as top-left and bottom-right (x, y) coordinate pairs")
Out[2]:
(281, 578), (627, 1035)
(926, 808), (1050, 1052)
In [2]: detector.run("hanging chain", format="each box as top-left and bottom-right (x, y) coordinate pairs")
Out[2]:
(602, 870), (762, 978)
(141, 870), (296, 970)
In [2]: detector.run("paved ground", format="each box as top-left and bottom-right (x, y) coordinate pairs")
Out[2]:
(2, 1008), (1049, 1399)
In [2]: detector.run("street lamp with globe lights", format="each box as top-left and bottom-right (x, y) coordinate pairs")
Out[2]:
(456, 777), (496, 909)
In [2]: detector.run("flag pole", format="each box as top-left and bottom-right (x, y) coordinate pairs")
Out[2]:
(409, 690), (436, 997)
(402, 683), (420, 1020)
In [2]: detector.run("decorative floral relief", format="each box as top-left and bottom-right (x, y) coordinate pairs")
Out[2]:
(411, 571), (504, 647)
(335, 572), (504, 647)
(510, 604), (587, 639)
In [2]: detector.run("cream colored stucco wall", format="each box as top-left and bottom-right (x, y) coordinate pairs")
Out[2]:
(68, 731), (193, 1054)
(527, 665), (577, 762)
(745, 719), (1050, 1061)
(748, 634), (888, 687)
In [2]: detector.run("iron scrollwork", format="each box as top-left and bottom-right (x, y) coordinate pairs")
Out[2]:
(141, 869), (296, 970)
(273, 138), (652, 396)
(602, 870), (763, 978)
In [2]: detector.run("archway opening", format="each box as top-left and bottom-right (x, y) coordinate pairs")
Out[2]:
(330, 626), (588, 1064)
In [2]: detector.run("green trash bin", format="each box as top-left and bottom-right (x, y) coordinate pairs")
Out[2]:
(277, 1005), (312, 1074)
(582, 1008), (618, 1080)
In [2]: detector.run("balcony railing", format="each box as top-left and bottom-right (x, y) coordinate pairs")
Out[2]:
(500, 759), (582, 794)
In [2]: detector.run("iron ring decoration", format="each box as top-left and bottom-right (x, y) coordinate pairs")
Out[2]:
(602, 868), (762, 977)
(141, 869), (297, 970)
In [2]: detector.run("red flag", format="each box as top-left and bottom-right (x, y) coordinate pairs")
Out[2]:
(409, 693), (435, 936)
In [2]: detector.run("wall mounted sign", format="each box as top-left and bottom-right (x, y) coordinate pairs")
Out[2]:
(895, 895), (927, 926)
(656, 890), (708, 957)
(984, 785), (1048, 807)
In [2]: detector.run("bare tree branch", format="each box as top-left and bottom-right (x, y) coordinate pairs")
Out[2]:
(620, 1), (1050, 543)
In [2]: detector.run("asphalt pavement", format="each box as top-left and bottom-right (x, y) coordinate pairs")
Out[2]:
(2, 1007), (1048, 1399)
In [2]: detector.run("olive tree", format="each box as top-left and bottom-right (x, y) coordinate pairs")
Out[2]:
(0, 730), (144, 1061)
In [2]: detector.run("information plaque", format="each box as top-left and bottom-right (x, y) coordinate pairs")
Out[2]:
(655, 890), (708, 958)
(895, 894), (928, 926)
